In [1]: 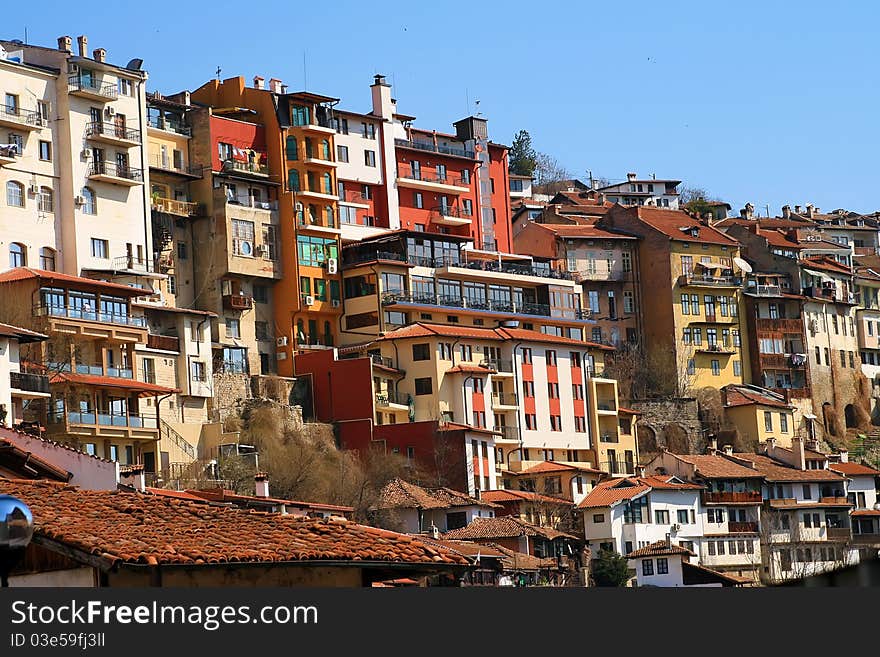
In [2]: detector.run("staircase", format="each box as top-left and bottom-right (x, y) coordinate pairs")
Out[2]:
(160, 419), (196, 460)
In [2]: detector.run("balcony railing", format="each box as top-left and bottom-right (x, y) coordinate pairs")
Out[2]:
(596, 400), (617, 412)
(340, 189), (370, 204)
(431, 206), (473, 219)
(801, 286), (856, 304)
(147, 115), (191, 136)
(49, 410), (158, 430)
(370, 354), (395, 369)
(147, 334), (180, 352)
(223, 294), (254, 310)
(9, 371), (50, 394)
(819, 496), (850, 505)
(481, 358), (514, 373)
(492, 392), (518, 406)
(88, 161), (144, 182)
(68, 75), (118, 99)
(394, 138), (475, 159)
(703, 491), (763, 504)
(35, 304), (147, 328)
(73, 363), (133, 379)
(110, 255), (158, 273)
(375, 390), (406, 407)
(599, 434), (620, 443)
(226, 194), (277, 210)
(397, 169), (465, 187)
(149, 155), (203, 178)
(86, 121), (141, 143)
(1, 104), (43, 127)
(0, 144), (21, 160)
(747, 284), (783, 297)
(826, 527), (852, 541)
(222, 158), (269, 176)
(498, 426), (519, 441)
(679, 274), (743, 287)
(728, 521), (759, 533)
(151, 197), (201, 216)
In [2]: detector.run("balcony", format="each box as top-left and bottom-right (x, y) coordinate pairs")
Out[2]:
(394, 138), (475, 159)
(599, 434), (620, 443)
(221, 158), (269, 178)
(223, 294), (254, 311)
(147, 115), (191, 136)
(9, 371), (50, 396)
(301, 118), (336, 134)
(381, 292), (585, 322)
(0, 104), (44, 131)
(851, 532), (880, 545)
(575, 270), (633, 282)
(107, 256), (159, 275)
(746, 284), (783, 297)
(491, 392), (518, 409)
(0, 144), (20, 166)
(430, 206), (473, 227)
(85, 121), (141, 146)
(147, 334), (180, 352)
(703, 491), (763, 504)
(437, 257), (577, 282)
(68, 75), (118, 101)
(34, 304), (146, 329)
(695, 343), (737, 355)
(678, 274), (742, 288)
(481, 358), (514, 374)
(88, 161), (144, 186)
(375, 390), (409, 411)
(294, 187), (339, 202)
(497, 426), (519, 442)
(396, 169), (470, 194)
(151, 197), (201, 217)
(728, 522), (759, 533)
(755, 317), (804, 333)
(339, 189), (371, 208)
(819, 496), (851, 506)
(303, 155), (338, 168)
(73, 363), (133, 379)
(596, 400), (617, 413)
(149, 155), (203, 179)
(227, 194), (277, 211)
(48, 410), (158, 439)
(801, 286), (856, 305)
(826, 527), (852, 541)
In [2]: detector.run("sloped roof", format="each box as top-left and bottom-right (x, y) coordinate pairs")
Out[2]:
(441, 516), (577, 541)
(801, 256), (853, 276)
(514, 460), (605, 475)
(376, 478), (497, 511)
(618, 206), (740, 246)
(672, 453), (763, 479)
(0, 322), (47, 343)
(723, 384), (792, 410)
(829, 462), (880, 477)
(578, 475), (702, 509)
(377, 322), (611, 350)
(732, 454), (845, 482)
(480, 489), (575, 506)
(0, 267), (146, 296)
(49, 372), (178, 397)
(627, 540), (695, 558)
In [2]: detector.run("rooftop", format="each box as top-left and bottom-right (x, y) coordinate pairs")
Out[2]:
(578, 475), (702, 509)
(378, 322), (611, 350)
(626, 540), (695, 558)
(376, 478), (498, 511)
(441, 516), (577, 541)
(722, 384), (792, 410)
(612, 205), (740, 247)
(0, 267), (146, 297)
(730, 453), (845, 482)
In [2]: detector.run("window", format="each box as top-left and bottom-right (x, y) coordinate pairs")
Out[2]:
(412, 343), (430, 361)
(549, 415), (562, 431)
(623, 291), (634, 314)
(593, 514), (605, 523)
(90, 238), (108, 259)
(780, 413), (789, 433)
(118, 78), (132, 96)
(574, 416), (587, 432)
(167, 275), (176, 295)
(438, 343), (453, 360)
(414, 192), (423, 209)
(414, 378), (432, 395)
(677, 509), (690, 524)
(522, 348), (532, 364)
(546, 350), (557, 366)
(523, 381), (535, 397)
(572, 384), (584, 399)
(802, 484), (812, 500)
(524, 414), (537, 430)
(231, 219), (255, 256)
(335, 144), (349, 163)
(177, 241), (188, 260)
(39, 247), (55, 271)
(655, 510), (669, 524)
(547, 382), (559, 398)
(764, 411), (773, 433)
(6, 181), (24, 207)
(687, 359), (695, 375)
(81, 187), (96, 214)
(642, 559), (654, 576)
(656, 558), (668, 575)
(707, 508), (724, 523)
(39, 140), (51, 161)
(472, 411), (486, 428)
(692, 327), (702, 345)
(840, 349), (846, 367)
(849, 351), (855, 368)
(711, 359), (720, 375)
(8, 242), (26, 268)
(472, 378), (484, 393)
(226, 318), (241, 339)
(364, 150), (376, 166)
(733, 360), (742, 376)
(681, 255), (693, 275)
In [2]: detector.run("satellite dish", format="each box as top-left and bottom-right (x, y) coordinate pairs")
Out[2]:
(733, 257), (752, 273)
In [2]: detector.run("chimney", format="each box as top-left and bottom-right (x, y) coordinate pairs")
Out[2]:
(838, 450), (849, 463)
(57, 36), (72, 53)
(268, 78), (283, 94)
(371, 73), (394, 120)
(430, 523), (439, 539)
(707, 436), (718, 453)
(636, 465), (646, 478)
(722, 444), (733, 456)
(253, 76), (264, 90)
(626, 172), (637, 182)
(120, 464), (146, 493)
(765, 437), (776, 453)
(280, 84), (288, 94)
(254, 472), (270, 498)
(782, 205), (791, 219)
(806, 203), (815, 218)
(92, 48), (106, 63)
(791, 436), (806, 470)
(794, 205), (802, 214)
(76, 35), (88, 58)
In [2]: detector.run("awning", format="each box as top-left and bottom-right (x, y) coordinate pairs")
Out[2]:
(50, 373), (178, 397)
(802, 268), (836, 283)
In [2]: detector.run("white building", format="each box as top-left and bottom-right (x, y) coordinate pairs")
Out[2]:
(597, 173), (680, 209)
(627, 540), (744, 587)
(375, 478), (497, 533)
(509, 174), (533, 201)
(0, 322), (48, 428)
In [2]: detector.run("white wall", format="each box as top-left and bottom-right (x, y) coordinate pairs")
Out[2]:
(0, 337), (13, 426)
(9, 567), (95, 587)
(630, 555), (685, 587)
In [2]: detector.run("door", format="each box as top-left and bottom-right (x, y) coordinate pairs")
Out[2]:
(92, 147), (105, 173)
(116, 151), (129, 176)
(114, 113), (126, 138)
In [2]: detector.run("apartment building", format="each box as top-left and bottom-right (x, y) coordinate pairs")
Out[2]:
(499, 460), (604, 506)
(508, 174), (533, 203)
(0, 322), (49, 428)
(597, 173), (681, 209)
(601, 205), (747, 393)
(853, 254), (880, 401)
(1, 36), (152, 282)
(513, 221), (641, 346)
(340, 230), (591, 345)
(829, 457), (880, 549)
(721, 384), (798, 449)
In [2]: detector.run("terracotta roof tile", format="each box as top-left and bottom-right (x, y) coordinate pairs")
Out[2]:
(0, 267), (146, 296)
(829, 462), (880, 477)
(626, 540), (695, 558)
(0, 322), (47, 343)
(515, 460), (604, 475)
(732, 453), (845, 482)
(480, 489), (574, 506)
(441, 516), (577, 541)
(578, 476), (701, 509)
(723, 385), (792, 410)
(0, 438), (71, 481)
(377, 478), (498, 511)
(412, 536), (506, 560)
(50, 372), (179, 396)
(378, 322), (611, 350)
(486, 543), (559, 570)
(801, 256), (853, 276)
(618, 206), (740, 246)
(0, 480), (469, 567)
(672, 454), (764, 479)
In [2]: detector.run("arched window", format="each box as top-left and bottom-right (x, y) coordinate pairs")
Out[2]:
(322, 172), (332, 194)
(308, 204), (318, 224)
(325, 206), (335, 228)
(39, 247), (56, 271)
(81, 187), (96, 214)
(9, 242), (26, 268)
(38, 186), (53, 213)
(320, 139), (330, 160)
(6, 181), (24, 207)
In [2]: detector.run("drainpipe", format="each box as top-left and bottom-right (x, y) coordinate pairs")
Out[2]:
(507, 341), (525, 470)
(136, 76), (151, 270)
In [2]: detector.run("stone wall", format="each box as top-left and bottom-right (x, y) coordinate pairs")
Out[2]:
(629, 398), (704, 456)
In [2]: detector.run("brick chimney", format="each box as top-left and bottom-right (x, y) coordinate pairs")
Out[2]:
(722, 444), (733, 456)
(255, 472), (270, 498)
(92, 48), (106, 63)
(782, 205), (791, 219)
(269, 78), (283, 94)
(794, 205), (802, 214)
(76, 35), (88, 58)
(57, 36), (72, 53)
(791, 436), (806, 470)
(806, 203), (815, 219)
(253, 76), (264, 90)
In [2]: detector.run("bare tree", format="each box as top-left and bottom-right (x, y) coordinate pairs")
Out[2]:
(533, 152), (573, 190)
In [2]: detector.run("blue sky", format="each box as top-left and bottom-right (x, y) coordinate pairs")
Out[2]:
(8, 1), (880, 214)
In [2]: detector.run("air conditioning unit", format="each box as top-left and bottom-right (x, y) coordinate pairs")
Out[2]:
(105, 106), (116, 117)
(304, 295), (315, 306)
(27, 183), (39, 195)
(276, 336), (288, 347)
(295, 202), (304, 211)
(80, 149), (91, 159)
(74, 195), (85, 206)
(670, 523), (681, 533)
(331, 300), (341, 308)
(69, 63), (79, 74)
(326, 257), (338, 274)
(277, 352), (287, 360)
(255, 244), (269, 257)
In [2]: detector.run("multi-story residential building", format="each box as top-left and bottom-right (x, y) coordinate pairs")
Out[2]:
(375, 478), (498, 533)
(579, 474), (705, 557)
(853, 254), (880, 401)
(829, 456), (880, 551)
(499, 460), (605, 506)
(340, 230), (592, 345)
(729, 222), (865, 442)
(721, 384), (798, 449)
(597, 172), (681, 209)
(0, 323), (49, 428)
(600, 205), (747, 393)
(645, 448), (764, 581)
(626, 541), (746, 587)
(0, 36), (152, 281)
(508, 174), (533, 203)
(513, 221), (641, 346)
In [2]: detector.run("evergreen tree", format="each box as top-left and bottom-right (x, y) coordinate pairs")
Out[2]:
(592, 549), (632, 587)
(509, 129), (538, 177)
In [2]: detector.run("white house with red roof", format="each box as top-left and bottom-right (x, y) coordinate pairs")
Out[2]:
(626, 540), (747, 588)
(829, 452), (880, 547)
(579, 474), (705, 557)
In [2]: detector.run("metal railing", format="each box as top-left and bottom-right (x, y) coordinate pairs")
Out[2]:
(161, 419), (196, 459)
(73, 363), (133, 379)
(375, 390), (406, 406)
(1, 104), (43, 127)
(679, 274), (743, 287)
(370, 354), (395, 369)
(88, 161), (144, 182)
(481, 358), (514, 373)
(151, 197), (201, 216)
(340, 189), (370, 204)
(747, 284), (782, 296)
(432, 206), (473, 219)
(149, 155), (203, 177)
(68, 75), (118, 99)
(86, 120), (141, 142)
(111, 255), (158, 273)
(491, 392), (518, 406)
(147, 115), (191, 136)
(9, 371), (49, 394)
(381, 291), (568, 320)
(49, 410), (158, 430)
(35, 304), (147, 327)
(397, 168), (465, 187)
(394, 138), (475, 159)
(498, 426), (519, 441)
(226, 193), (277, 210)
(596, 400), (617, 411)
(222, 158), (269, 176)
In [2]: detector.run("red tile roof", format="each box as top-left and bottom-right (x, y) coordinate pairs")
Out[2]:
(0, 437), (71, 481)
(723, 384), (792, 409)
(377, 478), (498, 511)
(514, 461), (605, 475)
(412, 536), (507, 560)
(0, 322), (47, 343)
(49, 372), (178, 396)
(851, 509), (880, 517)
(0, 479), (469, 568)
(0, 426), (116, 464)
(441, 516), (577, 541)
(578, 476), (701, 509)
(480, 489), (574, 506)
(801, 256), (853, 276)
(0, 267), (146, 296)
(671, 453), (764, 479)
(486, 543), (560, 571)
(447, 364), (496, 375)
(732, 454), (846, 482)
(378, 322), (611, 350)
(620, 206), (740, 246)
(829, 462), (880, 477)
(134, 303), (217, 317)
(535, 223), (637, 241)
(184, 487), (355, 514)
(145, 487), (207, 502)
(626, 540), (695, 558)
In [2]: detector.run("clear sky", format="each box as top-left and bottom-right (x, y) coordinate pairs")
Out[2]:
(7, 1), (880, 215)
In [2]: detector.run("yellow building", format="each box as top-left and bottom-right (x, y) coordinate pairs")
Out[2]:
(721, 383), (797, 449)
(601, 205), (749, 394)
(586, 376), (640, 476)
